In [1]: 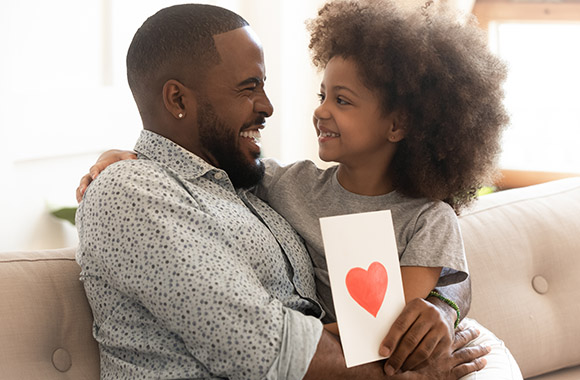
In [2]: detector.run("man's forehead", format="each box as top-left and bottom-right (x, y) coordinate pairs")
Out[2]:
(213, 26), (262, 50)
(210, 26), (266, 82)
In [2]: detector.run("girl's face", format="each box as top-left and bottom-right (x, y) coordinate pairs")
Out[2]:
(313, 56), (398, 167)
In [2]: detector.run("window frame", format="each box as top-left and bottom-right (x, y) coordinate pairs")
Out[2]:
(473, 0), (580, 30)
(473, 0), (580, 182)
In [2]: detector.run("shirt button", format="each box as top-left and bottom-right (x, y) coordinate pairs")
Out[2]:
(214, 172), (224, 180)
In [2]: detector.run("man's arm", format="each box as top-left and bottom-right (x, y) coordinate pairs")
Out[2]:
(78, 161), (325, 379)
(309, 277), (480, 379)
(304, 330), (388, 379)
(76, 151), (481, 379)
(76, 149), (136, 202)
(305, 325), (488, 380)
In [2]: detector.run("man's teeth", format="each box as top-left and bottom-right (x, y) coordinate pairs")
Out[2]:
(240, 130), (261, 139)
(319, 131), (340, 137)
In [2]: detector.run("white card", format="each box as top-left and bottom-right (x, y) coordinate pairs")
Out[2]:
(320, 210), (405, 368)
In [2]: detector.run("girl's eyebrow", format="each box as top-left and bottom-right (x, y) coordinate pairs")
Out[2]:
(320, 83), (360, 98)
(333, 85), (359, 98)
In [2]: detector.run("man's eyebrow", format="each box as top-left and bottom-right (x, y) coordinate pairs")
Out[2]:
(237, 77), (265, 87)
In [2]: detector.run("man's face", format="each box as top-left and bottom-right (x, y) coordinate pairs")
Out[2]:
(197, 27), (273, 188)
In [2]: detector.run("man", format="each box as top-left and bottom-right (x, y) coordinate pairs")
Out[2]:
(76, 4), (488, 379)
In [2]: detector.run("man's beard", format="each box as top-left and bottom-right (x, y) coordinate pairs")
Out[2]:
(197, 101), (265, 189)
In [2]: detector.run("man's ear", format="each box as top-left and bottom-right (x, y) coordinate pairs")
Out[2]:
(387, 112), (406, 143)
(162, 79), (196, 121)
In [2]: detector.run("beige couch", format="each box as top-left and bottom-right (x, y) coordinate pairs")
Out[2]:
(1, 177), (579, 379)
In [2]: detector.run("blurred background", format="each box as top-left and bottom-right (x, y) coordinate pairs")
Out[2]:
(1, 0), (578, 250)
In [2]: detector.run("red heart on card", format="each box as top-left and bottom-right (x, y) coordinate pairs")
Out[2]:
(345, 262), (388, 318)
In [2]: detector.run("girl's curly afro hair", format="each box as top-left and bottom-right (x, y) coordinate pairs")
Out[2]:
(307, 0), (509, 213)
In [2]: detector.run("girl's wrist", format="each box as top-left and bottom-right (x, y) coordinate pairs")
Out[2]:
(427, 290), (460, 329)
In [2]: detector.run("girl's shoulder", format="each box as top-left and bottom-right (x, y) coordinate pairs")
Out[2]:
(390, 193), (458, 226)
(255, 159), (337, 203)
(262, 158), (337, 183)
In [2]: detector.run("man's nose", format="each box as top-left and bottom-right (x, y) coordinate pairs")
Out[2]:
(255, 92), (274, 117)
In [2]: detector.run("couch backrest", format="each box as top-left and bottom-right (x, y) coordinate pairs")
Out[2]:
(459, 177), (580, 378)
(2, 178), (579, 379)
(0, 248), (99, 379)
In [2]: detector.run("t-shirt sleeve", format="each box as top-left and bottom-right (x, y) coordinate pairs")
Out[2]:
(252, 158), (284, 203)
(398, 202), (469, 286)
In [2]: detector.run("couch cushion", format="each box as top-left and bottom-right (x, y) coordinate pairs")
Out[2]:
(527, 366), (580, 380)
(459, 178), (580, 378)
(0, 248), (99, 379)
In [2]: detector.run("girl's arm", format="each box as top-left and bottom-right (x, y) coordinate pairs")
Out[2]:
(76, 149), (137, 202)
(432, 278), (471, 327)
(400, 266), (442, 303)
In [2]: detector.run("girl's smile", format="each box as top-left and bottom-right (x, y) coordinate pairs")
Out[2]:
(313, 56), (404, 195)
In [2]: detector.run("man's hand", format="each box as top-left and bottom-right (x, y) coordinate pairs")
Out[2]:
(390, 325), (489, 380)
(380, 298), (454, 375)
(76, 149), (137, 202)
(304, 322), (487, 380)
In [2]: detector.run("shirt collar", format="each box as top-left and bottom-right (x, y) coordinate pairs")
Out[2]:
(134, 130), (220, 181)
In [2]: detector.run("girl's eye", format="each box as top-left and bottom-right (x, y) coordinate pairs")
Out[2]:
(317, 93), (325, 103)
(336, 97), (350, 105)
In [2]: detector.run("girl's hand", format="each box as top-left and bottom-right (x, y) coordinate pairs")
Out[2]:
(76, 149), (137, 202)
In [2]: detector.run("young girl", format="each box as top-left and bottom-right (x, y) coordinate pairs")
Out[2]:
(77, 1), (521, 378)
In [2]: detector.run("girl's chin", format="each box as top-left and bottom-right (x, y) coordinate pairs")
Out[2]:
(318, 152), (336, 163)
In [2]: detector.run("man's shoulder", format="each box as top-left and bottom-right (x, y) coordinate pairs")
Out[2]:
(83, 158), (183, 201)
(77, 157), (196, 228)
(104, 157), (164, 174)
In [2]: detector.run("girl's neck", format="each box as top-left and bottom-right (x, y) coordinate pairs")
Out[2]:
(336, 162), (395, 196)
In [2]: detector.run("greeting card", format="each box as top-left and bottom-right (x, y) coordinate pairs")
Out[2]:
(320, 210), (405, 368)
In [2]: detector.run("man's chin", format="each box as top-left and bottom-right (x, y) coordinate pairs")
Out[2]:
(226, 158), (265, 189)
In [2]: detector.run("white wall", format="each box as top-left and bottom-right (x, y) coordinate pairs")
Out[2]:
(5, 0), (573, 251)
(0, 0), (325, 251)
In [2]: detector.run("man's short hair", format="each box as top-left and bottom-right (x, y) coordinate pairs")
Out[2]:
(127, 4), (249, 104)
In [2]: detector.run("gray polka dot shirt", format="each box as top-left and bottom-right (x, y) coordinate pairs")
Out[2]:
(76, 130), (323, 379)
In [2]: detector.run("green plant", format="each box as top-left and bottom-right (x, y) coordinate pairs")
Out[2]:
(50, 206), (77, 226)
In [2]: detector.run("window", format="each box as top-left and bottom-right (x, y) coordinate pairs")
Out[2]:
(0, 0), (324, 250)
(474, 1), (580, 173)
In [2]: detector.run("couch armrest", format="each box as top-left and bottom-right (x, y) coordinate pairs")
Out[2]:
(460, 178), (580, 378)
(0, 248), (99, 379)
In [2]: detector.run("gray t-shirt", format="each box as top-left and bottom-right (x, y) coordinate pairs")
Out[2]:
(255, 159), (468, 322)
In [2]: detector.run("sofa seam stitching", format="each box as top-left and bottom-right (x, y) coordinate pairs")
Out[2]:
(461, 185), (580, 219)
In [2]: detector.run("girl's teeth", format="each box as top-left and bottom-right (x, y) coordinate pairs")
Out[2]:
(319, 131), (340, 137)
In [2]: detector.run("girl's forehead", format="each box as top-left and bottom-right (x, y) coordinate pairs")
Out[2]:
(322, 57), (369, 91)
(323, 57), (359, 81)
